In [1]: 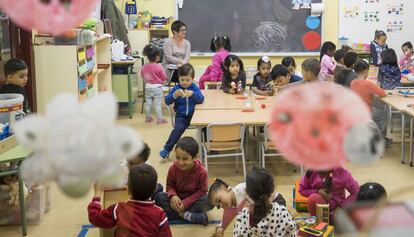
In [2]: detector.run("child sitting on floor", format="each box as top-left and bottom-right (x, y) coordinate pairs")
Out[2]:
(155, 137), (213, 225)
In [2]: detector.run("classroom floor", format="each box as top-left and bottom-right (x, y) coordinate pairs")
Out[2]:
(2, 102), (414, 237)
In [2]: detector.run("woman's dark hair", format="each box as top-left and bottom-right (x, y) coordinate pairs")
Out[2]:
(246, 166), (274, 226)
(257, 56), (271, 70)
(333, 49), (346, 63)
(357, 182), (387, 202)
(208, 178), (230, 207)
(178, 63), (195, 78)
(281, 56), (296, 68)
(4, 58), (28, 77)
(305, 170), (333, 193)
(175, 136), (198, 158)
(374, 30), (387, 40)
(320, 41), (336, 61)
(343, 52), (359, 68)
(222, 54), (244, 76)
(380, 48), (398, 66)
(171, 20), (186, 34)
(128, 164), (157, 200)
(142, 44), (160, 62)
(402, 41), (413, 50)
(210, 36), (231, 52)
(353, 59), (370, 74)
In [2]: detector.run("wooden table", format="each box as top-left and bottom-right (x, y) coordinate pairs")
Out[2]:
(197, 90), (254, 110)
(111, 59), (137, 119)
(191, 108), (272, 126)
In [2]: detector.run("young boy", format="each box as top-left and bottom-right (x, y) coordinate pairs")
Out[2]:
(155, 137), (212, 225)
(0, 58), (29, 113)
(281, 56), (303, 83)
(343, 51), (359, 69)
(159, 64), (204, 159)
(333, 49), (346, 79)
(270, 64), (291, 91)
(88, 164), (172, 237)
(301, 58), (321, 83)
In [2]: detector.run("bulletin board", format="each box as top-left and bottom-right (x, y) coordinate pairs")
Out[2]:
(338, 0), (412, 56)
(178, 0), (323, 55)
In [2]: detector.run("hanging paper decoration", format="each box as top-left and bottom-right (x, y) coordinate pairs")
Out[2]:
(0, 0), (99, 35)
(270, 82), (383, 170)
(14, 93), (143, 198)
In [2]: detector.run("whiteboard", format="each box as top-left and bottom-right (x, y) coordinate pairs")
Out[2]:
(338, 0), (412, 58)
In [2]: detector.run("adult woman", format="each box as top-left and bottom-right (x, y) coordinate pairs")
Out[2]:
(162, 20), (191, 83)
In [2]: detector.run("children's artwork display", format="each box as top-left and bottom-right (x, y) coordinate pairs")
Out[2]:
(14, 93), (143, 198)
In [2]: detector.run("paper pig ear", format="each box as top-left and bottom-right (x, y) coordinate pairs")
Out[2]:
(0, 0), (99, 35)
(344, 121), (384, 165)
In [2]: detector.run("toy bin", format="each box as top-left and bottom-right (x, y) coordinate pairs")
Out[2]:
(0, 94), (24, 136)
(293, 179), (308, 212)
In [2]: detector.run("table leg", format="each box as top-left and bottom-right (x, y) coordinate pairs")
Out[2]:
(197, 126), (203, 163)
(411, 117), (414, 167)
(18, 171), (27, 236)
(402, 113), (406, 164)
(127, 65), (132, 119)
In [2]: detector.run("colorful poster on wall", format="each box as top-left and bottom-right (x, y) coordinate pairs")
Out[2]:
(364, 11), (380, 22)
(343, 6), (360, 18)
(387, 3), (403, 15)
(386, 20), (403, 32)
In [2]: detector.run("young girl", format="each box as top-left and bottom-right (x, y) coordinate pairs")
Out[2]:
(141, 44), (168, 124)
(378, 49), (401, 90)
(319, 41), (336, 81)
(299, 168), (360, 217)
(370, 30), (388, 66)
(399, 41), (413, 72)
(221, 54), (246, 94)
(233, 167), (296, 237)
(198, 36), (231, 89)
(251, 56), (273, 96)
(281, 56), (303, 83)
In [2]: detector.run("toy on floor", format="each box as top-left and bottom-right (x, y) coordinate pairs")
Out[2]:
(270, 82), (384, 170)
(14, 93), (143, 198)
(0, 164), (28, 206)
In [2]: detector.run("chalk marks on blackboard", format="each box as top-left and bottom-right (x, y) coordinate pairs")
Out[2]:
(253, 21), (287, 49)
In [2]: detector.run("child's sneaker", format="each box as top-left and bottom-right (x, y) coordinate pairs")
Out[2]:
(159, 148), (169, 159)
(183, 211), (209, 225)
(157, 119), (168, 125)
(145, 117), (153, 123)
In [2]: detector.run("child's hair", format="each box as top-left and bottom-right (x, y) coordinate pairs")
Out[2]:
(380, 49), (398, 66)
(142, 44), (160, 62)
(137, 142), (150, 162)
(178, 63), (195, 78)
(333, 49), (346, 63)
(301, 58), (321, 76)
(128, 163), (158, 200)
(320, 41), (336, 61)
(246, 166), (274, 226)
(401, 41), (413, 50)
(208, 178), (230, 207)
(341, 45), (353, 52)
(4, 58), (28, 77)
(222, 54), (244, 75)
(281, 56), (296, 68)
(270, 64), (289, 80)
(257, 56), (271, 70)
(335, 68), (355, 87)
(357, 182), (387, 202)
(305, 170), (333, 193)
(210, 36), (231, 52)
(343, 52), (359, 68)
(374, 30), (386, 40)
(171, 20), (186, 34)
(353, 59), (370, 74)
(175, 136), (199, 158)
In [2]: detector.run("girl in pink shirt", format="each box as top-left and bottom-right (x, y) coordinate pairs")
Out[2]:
(299, 167), (359, 217)
(141, 44), (168, 124)
(319, 41), (337, 81)
(198, 36), (231, 89)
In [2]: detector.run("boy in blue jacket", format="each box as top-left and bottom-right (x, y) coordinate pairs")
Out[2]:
(160, 64), (204, 159)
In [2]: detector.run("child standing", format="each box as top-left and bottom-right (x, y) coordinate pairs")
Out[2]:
(233, 167), (296, 237)
(370, 30), (388, 66)
(0, 58), (29, 113)
(141, 44), (168, 124)
(299, 168), (360, 217)
(251, 56), (273, 96)
(319, 41), (336, 81)
(155, 137), (212, 225)
(199, 36), (231, 89)
(88, 164), (172, 237)
(378, 49), (401, 90)
(221, 55), (246, 94)
(399, 41), (413, 72)
(282, 56), (303, 83)
(159, 64), (204, 159)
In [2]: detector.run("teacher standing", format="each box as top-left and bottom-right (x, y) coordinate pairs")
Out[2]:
(162, 20), (191, 83)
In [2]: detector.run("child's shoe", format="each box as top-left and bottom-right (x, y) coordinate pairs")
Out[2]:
(159, 148), (169, 159)
(145, 117), (153, 123)
(183, 211), (209, 225)
(157, 119), (168, 125)
(301, 3), (311, 9)
(292, 3), (300, 10)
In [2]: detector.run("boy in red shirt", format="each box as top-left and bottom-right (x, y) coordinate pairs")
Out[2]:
(88, 164), (172, 237)
(155, 136), (213, 225)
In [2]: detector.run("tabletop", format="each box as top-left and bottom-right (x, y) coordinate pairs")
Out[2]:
(191, 108), (272, 126)
(197, 90), (254, 110)
(381, 92), (414, 112)
(0, 145), (31, 163)
(111, 59), (137, 65)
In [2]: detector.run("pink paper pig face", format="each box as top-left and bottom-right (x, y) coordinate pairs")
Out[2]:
(0, 0), (98, 35)
(270, 82), (382, 170)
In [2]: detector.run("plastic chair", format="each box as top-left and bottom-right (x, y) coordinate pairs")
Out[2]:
(201, 123), (246, 178)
